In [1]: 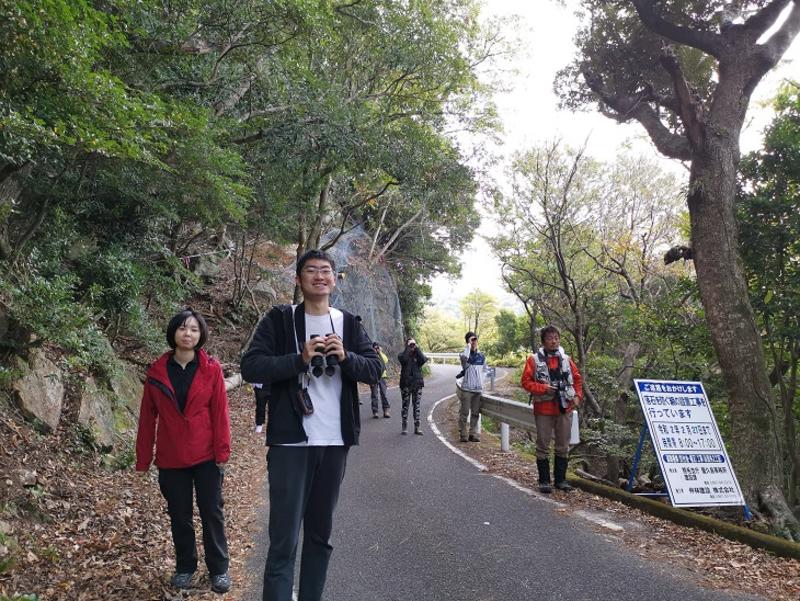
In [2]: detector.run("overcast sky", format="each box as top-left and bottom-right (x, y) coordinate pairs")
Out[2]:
(429, 0), (800, 314)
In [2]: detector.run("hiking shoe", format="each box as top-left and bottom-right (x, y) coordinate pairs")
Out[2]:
(170, 572), (194, 589)
(555, 481), (574, 492)
(468, 434), (480, 442)
(372, 412), (380, 419)
(539, 482), (553, 494)
(459, 435), (468, 443)
(383, 410), (391, 418)
(211, 572), (231, 594)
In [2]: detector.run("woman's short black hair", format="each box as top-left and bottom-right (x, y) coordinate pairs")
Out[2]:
(166, 308), (208, 350)
(540, 325), (560, 343)
(296, 249), (336, 275)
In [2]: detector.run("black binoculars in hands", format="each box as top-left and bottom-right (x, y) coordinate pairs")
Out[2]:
(309, 334), (338, 377)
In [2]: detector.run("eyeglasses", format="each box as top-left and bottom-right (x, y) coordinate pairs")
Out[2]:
(302, 266), (334, 276)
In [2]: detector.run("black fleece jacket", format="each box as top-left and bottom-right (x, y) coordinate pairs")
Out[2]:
(240, 303), (382, 446)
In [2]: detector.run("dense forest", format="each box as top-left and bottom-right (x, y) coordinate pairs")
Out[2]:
(0, 0), (496, 375)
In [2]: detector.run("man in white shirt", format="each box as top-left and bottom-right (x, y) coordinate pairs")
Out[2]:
(241, 250), (382, 601)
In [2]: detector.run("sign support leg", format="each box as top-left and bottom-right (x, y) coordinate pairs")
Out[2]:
(627, 423), (649, 493)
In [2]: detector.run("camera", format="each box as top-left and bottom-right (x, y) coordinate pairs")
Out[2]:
(555, 380), (570, 413)
(310, 334), (325, 377)
(295, 387), (314, 415)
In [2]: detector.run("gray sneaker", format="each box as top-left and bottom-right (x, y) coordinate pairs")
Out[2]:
(170, 572), (194, 589)
(211, 572), (231, 594)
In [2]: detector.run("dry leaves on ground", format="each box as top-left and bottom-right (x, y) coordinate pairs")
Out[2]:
(0, 385), (267, 601)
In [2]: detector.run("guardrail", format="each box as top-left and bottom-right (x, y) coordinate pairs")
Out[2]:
(426, 352), (461, 364)
(456, 380), (532, 452)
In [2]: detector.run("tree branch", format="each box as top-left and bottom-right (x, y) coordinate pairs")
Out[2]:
(659, 46), (706, 150)
(582, 68), (692, 161)
(631, 0), (724, 58)
(743, 0), (793, 39)
(762, 0), (800, 63)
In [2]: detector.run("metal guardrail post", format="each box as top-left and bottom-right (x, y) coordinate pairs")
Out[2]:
(500, 422), (510, 451)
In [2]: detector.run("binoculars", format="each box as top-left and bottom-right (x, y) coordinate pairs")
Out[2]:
(309, 334), (338, 377)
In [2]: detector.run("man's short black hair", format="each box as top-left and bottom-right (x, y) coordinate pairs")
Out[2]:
(296, 249), (336, 275)
(465, 331), (477, 343)
(540, 325), (560, 343)
(166, 308), (208, 350)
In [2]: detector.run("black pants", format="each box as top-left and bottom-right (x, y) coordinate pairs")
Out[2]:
(158, 460), (229, 576)
(263, 446), (348, 601)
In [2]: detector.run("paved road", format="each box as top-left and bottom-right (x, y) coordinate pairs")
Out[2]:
(242, 365), (755, 601)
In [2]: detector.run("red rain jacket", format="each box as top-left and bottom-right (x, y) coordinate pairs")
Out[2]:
(135, 349), (230, 470)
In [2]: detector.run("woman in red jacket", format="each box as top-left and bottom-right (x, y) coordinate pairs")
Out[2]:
(135, 309), (231, 594)
(520, 325), (582, 494)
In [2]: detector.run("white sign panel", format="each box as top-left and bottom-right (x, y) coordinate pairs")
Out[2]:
(634, 379), (745, 508)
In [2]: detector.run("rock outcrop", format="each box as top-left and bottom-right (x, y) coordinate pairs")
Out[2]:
(11, 349), (64, 432)
(77, 377), (116, 450)
(326, 227), (405, 361)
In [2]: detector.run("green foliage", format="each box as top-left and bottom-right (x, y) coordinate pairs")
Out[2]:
(0, 367), (20, 389)
(108, 444), (136, 471)
(0, 532), (17, 574)
(1, 0), (495, 367)
(488, 309), (531, 356)
(458, 289), (498, 339)
(418, 309), (463, 352)
(739, 85), (800, 345)
(485, 350), (529, 369)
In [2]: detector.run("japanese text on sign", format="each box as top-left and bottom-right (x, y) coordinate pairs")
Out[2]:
(634, 379), (745, 508)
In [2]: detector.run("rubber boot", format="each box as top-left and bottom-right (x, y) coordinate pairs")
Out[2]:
(554, 456), (574, 492)
(537, 458), (552, 493)
(414, 421), (423, 436)
(401, 418), (408, 435)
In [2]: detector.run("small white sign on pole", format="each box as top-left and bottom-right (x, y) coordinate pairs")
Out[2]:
(633, 379), (746, 508)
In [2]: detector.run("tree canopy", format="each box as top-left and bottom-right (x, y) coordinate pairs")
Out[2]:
(0, 0), (500, 364)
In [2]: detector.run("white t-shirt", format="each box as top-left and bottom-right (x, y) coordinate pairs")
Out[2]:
(288, 308), (345, 446)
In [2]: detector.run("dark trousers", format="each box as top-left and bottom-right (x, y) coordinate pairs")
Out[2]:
(158, 460), (229, 576)
(263, 445), (348, 601)
(370, 378), (389, 412)
(400, 387), (422, 422)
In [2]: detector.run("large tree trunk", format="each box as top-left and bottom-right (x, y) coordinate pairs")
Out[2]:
(688, 135), (799, 540)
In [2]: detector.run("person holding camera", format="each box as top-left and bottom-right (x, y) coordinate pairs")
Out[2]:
(398, 337), (428, 435)
(458, 331), (486, 443)
(240, 249), (382, 601)
(520, 325), (583, 493)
